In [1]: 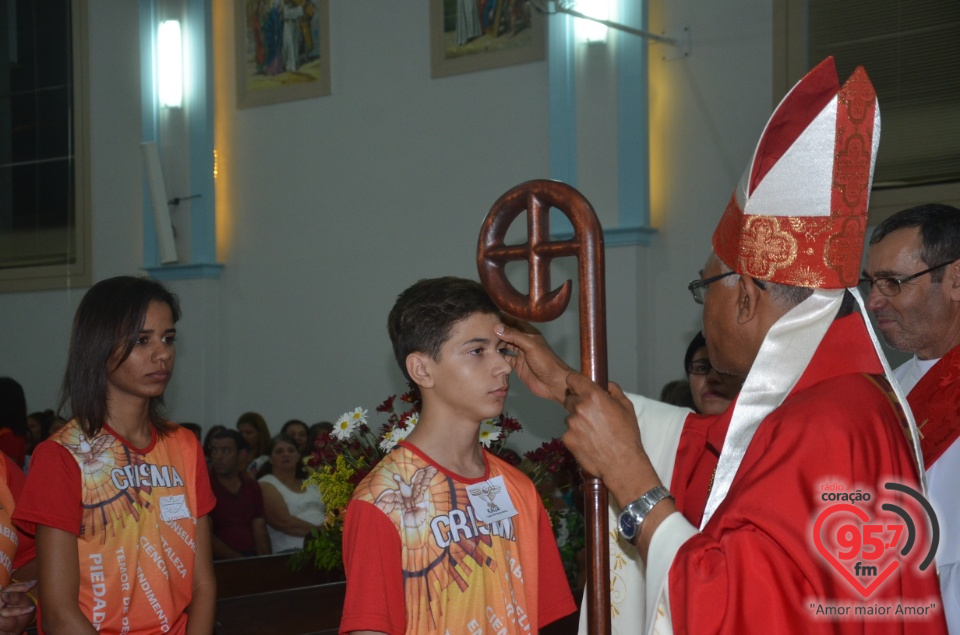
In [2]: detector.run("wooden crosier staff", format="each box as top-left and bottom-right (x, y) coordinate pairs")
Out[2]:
(477, 179), (610, 635)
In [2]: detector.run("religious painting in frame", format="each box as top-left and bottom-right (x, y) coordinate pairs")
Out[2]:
(235, 0), (331, 108)
(430, 0), (546, 79)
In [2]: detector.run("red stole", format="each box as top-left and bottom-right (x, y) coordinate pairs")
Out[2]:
(908, 344), (960, 467)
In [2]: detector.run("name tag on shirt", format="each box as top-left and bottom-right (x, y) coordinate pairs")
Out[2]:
(159, 494), (190, 522)
(466, 475), (518, 523)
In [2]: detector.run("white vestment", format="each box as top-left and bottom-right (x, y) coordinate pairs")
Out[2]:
(895, 357), (960, 634)
(576, 393), (695, 635)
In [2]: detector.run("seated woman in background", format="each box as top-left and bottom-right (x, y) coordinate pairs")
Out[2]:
(280, 419), (309, 455)
(684, 331), (745, 415)
(236, 411), (270, 477)
(258, 434), (325, 553)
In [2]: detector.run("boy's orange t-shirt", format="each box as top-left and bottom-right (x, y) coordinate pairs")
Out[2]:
(339, 441), (575, 635)
(14, 421), (215, 635)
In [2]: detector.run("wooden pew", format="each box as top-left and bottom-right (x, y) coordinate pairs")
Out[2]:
(215, 581), (346, 635)
(214, 553), (344, 598)
(214, 554), (345, 635)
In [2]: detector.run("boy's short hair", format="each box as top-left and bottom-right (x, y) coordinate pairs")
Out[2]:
(388, 277), (500, 382)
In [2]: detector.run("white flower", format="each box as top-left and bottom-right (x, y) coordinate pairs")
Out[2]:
(333, 411), (359, 440)
(380, 420), (413, 453)
(478, 418), (502, 448)
(379, 429), (397, 453)
(393, 421), (414, 443)
(350, 407), (368, 426)
(404, 412), (419, 428)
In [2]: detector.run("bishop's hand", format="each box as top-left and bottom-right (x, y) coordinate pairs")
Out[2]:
(563, 373), (660, 510)
(494, 316), (574, 404)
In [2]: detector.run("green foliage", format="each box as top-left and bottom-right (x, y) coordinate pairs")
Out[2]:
(290, 526), (344, 573)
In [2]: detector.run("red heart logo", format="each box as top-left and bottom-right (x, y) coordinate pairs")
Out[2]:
(813, 504), (900, 598)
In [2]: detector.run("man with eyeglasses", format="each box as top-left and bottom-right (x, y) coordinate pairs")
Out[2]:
(863, 203), (960, 632)
(495, 57), (946, 634)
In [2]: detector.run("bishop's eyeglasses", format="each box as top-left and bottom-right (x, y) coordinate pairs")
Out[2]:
(859, 261), (955, 297)
(687, 271), (736, 304)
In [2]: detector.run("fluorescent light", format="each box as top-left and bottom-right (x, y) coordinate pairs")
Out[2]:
(575, 0), (609, 43)
(158, 20), (183, 108)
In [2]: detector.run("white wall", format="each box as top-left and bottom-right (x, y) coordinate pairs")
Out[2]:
(639, 0), (773, 393)
(0, 1), (773, 451)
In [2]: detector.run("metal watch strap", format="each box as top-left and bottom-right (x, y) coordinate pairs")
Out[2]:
(618, 485), (674, 542)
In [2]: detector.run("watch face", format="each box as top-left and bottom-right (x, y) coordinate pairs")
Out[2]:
(619, 512), (636, 539)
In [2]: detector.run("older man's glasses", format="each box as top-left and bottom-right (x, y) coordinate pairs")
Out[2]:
(859, 261), (955, 298)
(688, 271), (737, 304)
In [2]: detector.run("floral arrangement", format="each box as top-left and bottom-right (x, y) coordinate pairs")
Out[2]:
(296, 384), (585, 590)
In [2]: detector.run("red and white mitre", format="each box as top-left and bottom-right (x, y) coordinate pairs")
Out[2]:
(712, 56), (880, 289)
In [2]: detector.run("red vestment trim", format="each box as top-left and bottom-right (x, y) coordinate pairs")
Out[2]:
(908, 344), (960, 467)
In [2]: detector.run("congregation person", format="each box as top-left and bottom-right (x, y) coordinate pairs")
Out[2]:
(683, 331), (744, 415)
(236, 411), (270, 477)
(280, 419), (310, 454)
(25, 410), (61, 469)
(208, 429), (272, 560)
(25, 410), (57, 449)
(0, 378), (29, 468)
(495, 57), (947, 633)
(14, 276), (216, 634)
(179, 422), (203, 442)
(202, 424), (227, 467)
(339, 277), (575, 635)
(0, 451), (39, 634)
(862, 203), (960, 631)
(306, 421), (333, 454)
(258, 433), (325, 554)
(658, 378), (694, 409)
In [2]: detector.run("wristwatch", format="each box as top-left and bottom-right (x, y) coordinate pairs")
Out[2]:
(618, 486), (674, 542)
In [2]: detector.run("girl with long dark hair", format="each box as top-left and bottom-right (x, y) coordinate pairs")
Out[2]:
(14, 276), (216, 634)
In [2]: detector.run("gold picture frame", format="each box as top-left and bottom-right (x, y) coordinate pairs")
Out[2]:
(430, 0), (546, 79)
(236, 0), (331, 108)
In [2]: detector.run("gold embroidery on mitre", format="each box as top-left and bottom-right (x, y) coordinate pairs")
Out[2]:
(788, 217), (830, 244)
(739, 216), (798, 279)
(824, 216), (866, 286)
(787, 265), (825, 288)
(713, 195), (743, 264)
(834, 134), (872, 208)
(837, 73), (876, 124)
